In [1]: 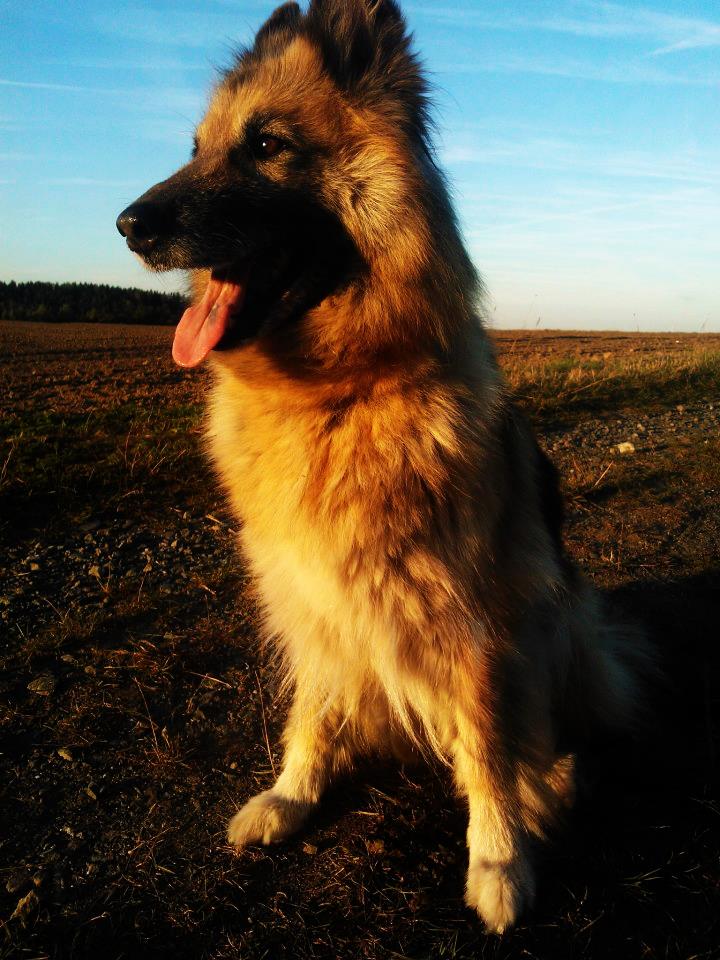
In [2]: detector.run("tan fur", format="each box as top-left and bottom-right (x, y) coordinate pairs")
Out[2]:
(171, 18), (645, 935)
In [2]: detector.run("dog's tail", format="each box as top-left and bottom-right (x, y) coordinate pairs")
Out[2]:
(564, 581), (656, 741)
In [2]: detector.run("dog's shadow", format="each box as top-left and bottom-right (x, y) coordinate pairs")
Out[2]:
(524, 569), (720, 952)
(266, 568), (720, 954)
(602, 568), (719, 799)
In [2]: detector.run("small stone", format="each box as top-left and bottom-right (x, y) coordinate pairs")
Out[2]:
(616, 442), (635, 455)
(29, 562), (40, 572)
(10, 890), (39, 926)
(676, 404), (685, 412)
(57, 747), (73, 762)
(84, 665), (96, 676)
(28, 675), (55, 696)
(302, 843), (318, 855)
(366, 839), (385, 854)
(636, 423), (646, 433)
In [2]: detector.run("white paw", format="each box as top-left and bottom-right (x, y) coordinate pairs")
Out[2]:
(227, 789), (313, 849)
(465, 857), (535, 934)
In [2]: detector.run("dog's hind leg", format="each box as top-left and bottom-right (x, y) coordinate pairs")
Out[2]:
(452, 716), (536, 934)
(227, 682), (354, 849)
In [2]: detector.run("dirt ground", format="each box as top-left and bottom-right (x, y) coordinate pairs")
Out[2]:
(1, 320), (719, 959)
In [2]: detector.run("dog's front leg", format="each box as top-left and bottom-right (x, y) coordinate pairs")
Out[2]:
(227, 684), (351, 849)
(453, 722), (535, 934)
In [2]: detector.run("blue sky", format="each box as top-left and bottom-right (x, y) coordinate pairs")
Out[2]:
(1, 0), (718, 330)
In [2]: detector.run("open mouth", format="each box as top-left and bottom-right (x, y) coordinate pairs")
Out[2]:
(172, 265), (250, 368)
(169, 215), (357, 369)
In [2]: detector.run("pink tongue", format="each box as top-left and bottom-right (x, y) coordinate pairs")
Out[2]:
(172, 276), (246, 368)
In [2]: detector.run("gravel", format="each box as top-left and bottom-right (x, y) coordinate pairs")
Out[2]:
(3, 505), (238, 641)
(543, 402), (718, 454)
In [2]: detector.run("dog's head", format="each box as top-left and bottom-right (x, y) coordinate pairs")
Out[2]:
(117, 0), (440, 367)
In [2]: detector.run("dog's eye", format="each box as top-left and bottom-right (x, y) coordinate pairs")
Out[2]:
(251, 134), (285, 160)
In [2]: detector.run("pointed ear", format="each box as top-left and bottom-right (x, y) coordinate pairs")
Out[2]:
(254, 1), (302, 51)
(307, 0), (408, 91)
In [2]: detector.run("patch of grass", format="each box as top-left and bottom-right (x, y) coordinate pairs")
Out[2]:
(504, 349), (720, 424)
(1, 401), (205, 528)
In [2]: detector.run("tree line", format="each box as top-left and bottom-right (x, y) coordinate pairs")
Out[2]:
(0, 280), (185, 325)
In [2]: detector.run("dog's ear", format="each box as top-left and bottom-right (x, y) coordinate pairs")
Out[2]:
(254, 1), (302, 51)
(307, 0), (428, 134)
(308, 0), (414, 89)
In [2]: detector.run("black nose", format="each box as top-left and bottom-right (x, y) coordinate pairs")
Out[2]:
(116, 201), (174, 253)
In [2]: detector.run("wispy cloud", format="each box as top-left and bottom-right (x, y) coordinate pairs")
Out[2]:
(436, 53), (718, 86)
(0, 76), (204, 127)
(411, 1), (720, 56)
(651, 29), (720, 56)
(0, 116), (24, 132)
(0, 78), (100, 92)
(40, 56), (212, 73)
(441, 135), (720, 186)
(464, 185), (719, 240)
(535, 1), (720, 53)
(583, 1), (720, 56)
(92, 6), (252, 49)
(42, 177), (146, 187)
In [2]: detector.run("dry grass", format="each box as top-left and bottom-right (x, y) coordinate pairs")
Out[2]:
(495, 331), (720, 423)
(1, 322), (718, 960)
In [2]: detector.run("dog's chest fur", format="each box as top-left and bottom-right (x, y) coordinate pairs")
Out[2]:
(204, 353), (504, 723)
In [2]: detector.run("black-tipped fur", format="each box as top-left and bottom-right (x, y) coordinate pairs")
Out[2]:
(307, 0), (430, 139)
(236, 0), (430, 144)
(254, 2), (303, 54)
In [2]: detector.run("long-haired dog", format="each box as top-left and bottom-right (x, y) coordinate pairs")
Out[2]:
(117, 0), (646, 932)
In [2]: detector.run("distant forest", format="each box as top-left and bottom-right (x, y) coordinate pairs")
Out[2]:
(0, 280), (185, 325)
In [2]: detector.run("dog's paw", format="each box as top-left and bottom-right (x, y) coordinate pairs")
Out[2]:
(465, 857), (535, 934)
(227, 790), (312, 849)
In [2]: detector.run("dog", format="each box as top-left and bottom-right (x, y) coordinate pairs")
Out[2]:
(117, 0), (647, 933)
